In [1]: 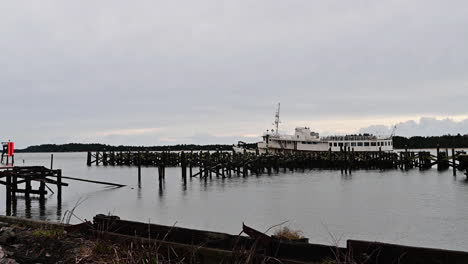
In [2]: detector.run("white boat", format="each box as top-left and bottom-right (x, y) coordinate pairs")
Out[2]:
(258, 127), (393, 154)
(236, 104), (394, 154)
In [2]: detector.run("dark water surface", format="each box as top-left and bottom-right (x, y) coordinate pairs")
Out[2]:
(2, 152), (468, 251)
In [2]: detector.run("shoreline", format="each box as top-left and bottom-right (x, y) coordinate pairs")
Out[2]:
(1, 214), (468, 264)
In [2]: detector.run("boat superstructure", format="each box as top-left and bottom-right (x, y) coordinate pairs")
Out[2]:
(255, 104), (393, 153)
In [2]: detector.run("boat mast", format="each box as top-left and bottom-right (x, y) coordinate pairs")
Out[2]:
(273, 103), (280, 135)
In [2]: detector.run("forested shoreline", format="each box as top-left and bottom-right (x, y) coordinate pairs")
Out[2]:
(15, 135), (468, 152)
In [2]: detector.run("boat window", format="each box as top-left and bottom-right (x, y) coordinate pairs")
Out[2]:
(357, 142), (363, 146)
(333, 143), (337, 147)
(338, 143), (344, 147)
(364, 142), (370, 146)
(389, 141), (392, 146)
(371, 142), (377, 146)
(351, 142), (356, 146)
(345, 143), (349, 146)
(329, 143), (332, 147)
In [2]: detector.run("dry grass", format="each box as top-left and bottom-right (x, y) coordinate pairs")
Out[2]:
(31, 227), (65, 239)
(76, 240), (173, 264)
(272, 226), (304, 240)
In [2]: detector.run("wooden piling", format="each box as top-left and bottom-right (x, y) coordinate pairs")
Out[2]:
(6, 173), (11, 216)
(11, 173), (17, 199)
(452, 148), (457, 176)
(81, 147), (466, 181)
(103, 152), (108, 166)
(96, 152), (100, 166)
(340, 146), (344, 174)
(25, 177), (31, 200)
(39, 170), (46, 200)
(181, 151), (187, 185)
(57, 169), (62, 200)
(87, 152), (92, 166)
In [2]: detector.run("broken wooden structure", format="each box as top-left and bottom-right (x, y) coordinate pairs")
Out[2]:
(0, 166), (66, 216)
(86, 147), (468, 186)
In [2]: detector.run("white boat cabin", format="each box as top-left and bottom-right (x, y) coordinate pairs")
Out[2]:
(258, 127), (393, 153)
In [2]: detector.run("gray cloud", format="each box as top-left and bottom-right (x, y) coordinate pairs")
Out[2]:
(360, 117), (468, 137)
(1, 1), (468, 148)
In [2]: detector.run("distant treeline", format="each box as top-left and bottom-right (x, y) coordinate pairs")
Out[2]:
(15, 135), (468, 152)
(393, 135), (468, 149)
(16, 143), (240, 153)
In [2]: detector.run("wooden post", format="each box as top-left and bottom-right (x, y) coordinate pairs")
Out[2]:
(158, 163), (164, 190)
(50, 154), (54, 169)
(6, 173), (11, 216)
(189, 150), (193, 177)
(158, 166), (162, 184)
(161, 152), (166, 179)
(25, 177), (31, 200)
(379, 147), (382, 170)
(436, 145), (441, 171)
(87, 152), (92, 166)
(405, 145), (409, 170)
(96, 152), (100, 166)
(39, 171), (46, 200)
(138, 152), (142, 184)
(340, 146), (344, 174)
(39, 177), (46, 200)
(11, 172), (17, 199)
(181, 151), (187, 185)
(57, 169), (62, 200)
(452, 148), (457, 176)
(25, 195), (31, 218)
(110, 152), (116, 165)
(39, 195), (46, 217)
(103, 152), (108, 166)
(343, 146), (348, 174)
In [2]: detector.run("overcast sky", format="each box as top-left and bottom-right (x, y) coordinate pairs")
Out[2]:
(1, 1), (468, 148)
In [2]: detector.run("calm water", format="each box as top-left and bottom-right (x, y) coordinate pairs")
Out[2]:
(2, 152), (468, 251)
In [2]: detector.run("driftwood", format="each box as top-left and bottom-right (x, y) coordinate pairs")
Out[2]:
(242, 223), (273, 248)
(51, 175), (126, 188)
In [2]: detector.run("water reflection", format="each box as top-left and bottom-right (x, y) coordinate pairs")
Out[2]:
(5, 195), (62, 221)
(137, 185), (142, 200)
(158, 179), (165, 197)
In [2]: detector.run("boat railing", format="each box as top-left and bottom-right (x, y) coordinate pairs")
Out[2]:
(322, 135), (392, 141)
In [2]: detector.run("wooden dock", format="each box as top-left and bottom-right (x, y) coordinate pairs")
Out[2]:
(0, 166), (66, 216)
(86, 147), (468, 182)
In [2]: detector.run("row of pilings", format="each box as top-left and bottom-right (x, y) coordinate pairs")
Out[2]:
(87, 147), (468, 180)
